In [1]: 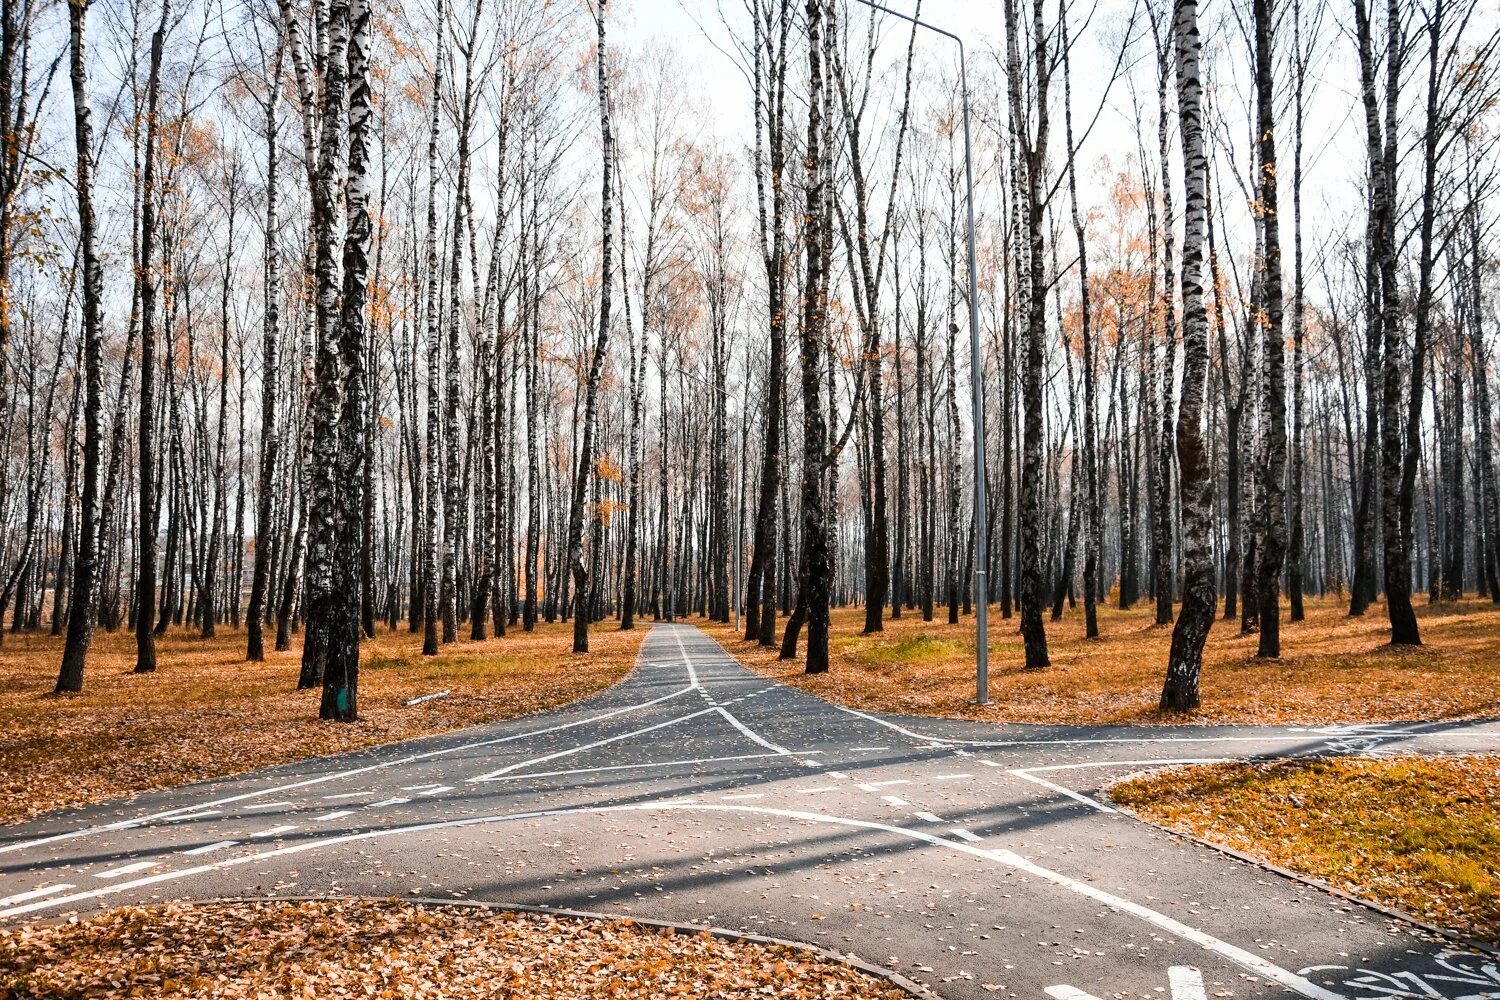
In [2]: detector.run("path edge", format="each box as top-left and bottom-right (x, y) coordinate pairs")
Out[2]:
(193, 894), (933, 996)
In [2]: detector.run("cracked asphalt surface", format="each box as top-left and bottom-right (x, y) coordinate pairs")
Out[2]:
(4, 622), (1500, 998)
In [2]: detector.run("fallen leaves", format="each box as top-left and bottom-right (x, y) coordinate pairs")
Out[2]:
(703, 596), (1500, 725)
(0, 622), (642, 826)
(1110, 754), (1500, 943)
(0, 899), (908, 999)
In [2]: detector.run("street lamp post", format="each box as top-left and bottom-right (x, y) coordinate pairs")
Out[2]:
(844, 0), (990, 705)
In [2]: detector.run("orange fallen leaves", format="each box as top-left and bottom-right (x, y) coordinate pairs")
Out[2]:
(1109, 755), (1500, 943)
(0, 899), (907, 999)
(0, 622), (642, 826)
(703, 596), (1500, 725)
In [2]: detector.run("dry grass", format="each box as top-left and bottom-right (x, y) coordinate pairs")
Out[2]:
(1109, 755), (1500, 943)
(0, 898), (906, 999)
(701, 595), (1500, 725)
(0, 622), (643, 826)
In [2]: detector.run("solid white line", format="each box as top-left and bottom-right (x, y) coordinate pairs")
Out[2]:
(472, 752), (799, 784)
(882, 795), (910, 806)
(180, 840), (238, 856)
(715, 705), (793, 755)
(0, 680), (699, 857)
(0, 801), (1348, 1000)
(1045, 985), (1102, 1000)
(1009, 770), (1118, 813)
(314, 810), (356, 822)
(94, 860), (160, 879)
(913, 811), (945, 824)
(0, 884), (74, 906)
(1169, 965), (1209, 1000)
(248, 825), (298, 838)
(949, 828), (982, 843)
(468, 708), (719, 782)
(161, 810), (221, 822)
(672, 627), (701, 690)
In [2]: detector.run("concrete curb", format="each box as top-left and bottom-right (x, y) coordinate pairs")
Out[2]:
(1098, 768), (1500, 960)
(193, 894), (933, 996)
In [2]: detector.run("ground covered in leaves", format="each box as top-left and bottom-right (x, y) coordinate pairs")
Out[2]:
(0, 622), (642, 826)
(0, 898), (906, 999)
(1109, 754), (1500, 943)
(704, 596), (1500, 725)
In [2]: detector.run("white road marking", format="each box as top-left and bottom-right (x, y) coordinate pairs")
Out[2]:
(714, 705), (794, 755)
(468, 707), (719, 782)
(0, 679), (701, 858)
(795, 786), (841, 794)
(0, 884), (74, 906)
(882, 795), (911, 806)
(1045, 985), (1100, 1000)
(1169, 965), (1209, 1000)
(720, 793), (765, 800)
(415, 785), (454, 796)
(857, 780), (910, 791)
(161, 809), (221, 822)
(0, 802), (1348, 1000)
(913, 811), (945, 823)
(242, 801), (296, 811)
(368, 797), (412, 808)
(473, 752), (803, 784)
(314, 810), (356, 821)
(949, 828), (982, 842)
(94, 860), (160, 879)
(1008, 770), (1118, 813)
(400, 783), (444, 792)
(846, 746), (890, 751)
(933, 772), (973, 780)
(322, 792), (369, 801)
(248, 825), (298, 838)
(180, 840), (239, 856)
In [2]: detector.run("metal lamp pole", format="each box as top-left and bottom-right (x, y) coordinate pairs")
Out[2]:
(843, 0), (990, 704)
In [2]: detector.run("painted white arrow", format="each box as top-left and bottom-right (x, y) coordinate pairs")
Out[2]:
(1046, 965), (1207, 1000)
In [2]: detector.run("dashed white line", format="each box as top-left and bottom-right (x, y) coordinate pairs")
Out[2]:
(243, 801), (296, 811)
(949, 828), (982, 843)
(720, 793), (765, 800)
(913, 811), (945, 824)
(162, 809), (221, 822)
(95, 860), (160, 879)
(180, 840), (239, 856)
(314, 810), (357, 821)
(0, 884), (74, 906)
(322, 791), (370, 801)
(248, 825), (299, 838)
(857, 780), (910, 791)
(933, 772), (973, 781)
(368, 797), (412, 808)
(881, 795), (910, 806)
(415, 785), (454, 796)
(796, 786), (841, 795)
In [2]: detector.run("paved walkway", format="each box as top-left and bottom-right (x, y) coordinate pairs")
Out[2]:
(4, 623), (1499, 998)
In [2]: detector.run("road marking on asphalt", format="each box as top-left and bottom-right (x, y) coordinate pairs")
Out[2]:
(714, 705), (794, 755)
(0, 677), (703, 858)
(913, 811), (945, 824)
(180, 840), (239, 856)
(401, 783), (445, 792)
(0, 802), (1347, 1000)
(473, 752), (808, 784)
(933, 772), (973, 780)
(720, 793), (765, 800)
(469, 707), (720, 782)
(248, 825), (298, 838)
(243, 801), (295, 811)
(796, 786), (841, 794)
(162, 809), (221, 822)
(1049, 965), (1208, 1000)
(0, 884), (74, 906)
(857, 780), (910, 791)
(1008, 770), (1119, 813)
(1007, 759), (1232, 814)
(323, 792), (369, 800)
(95, 860), (160, 879)
(846, 746), (890, 752)
(882, 795), (911, 806)
(415, 786), (454, 796)
(368, 797), (412, 808)
(314, 810), (357, 821)
(949, 828), (982, 842)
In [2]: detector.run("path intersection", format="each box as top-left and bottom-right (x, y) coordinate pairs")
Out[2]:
(4, 624), (1499, 999)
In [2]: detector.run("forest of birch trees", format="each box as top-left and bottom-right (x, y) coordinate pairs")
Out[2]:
(0, 0), (1497, 717)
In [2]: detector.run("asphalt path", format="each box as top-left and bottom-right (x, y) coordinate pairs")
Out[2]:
(4, 622), (1499, 999)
